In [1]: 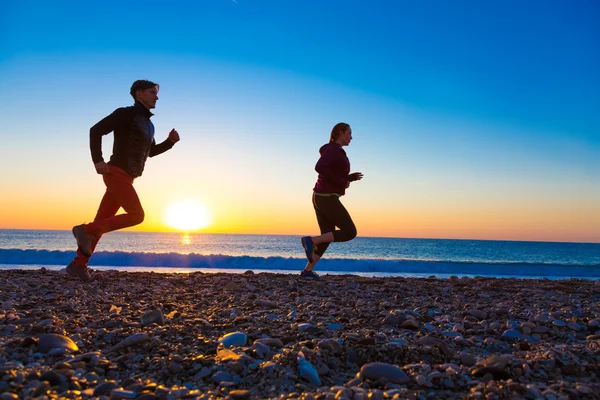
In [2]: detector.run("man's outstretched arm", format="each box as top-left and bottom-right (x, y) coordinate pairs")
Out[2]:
(149, 128), (180, 157)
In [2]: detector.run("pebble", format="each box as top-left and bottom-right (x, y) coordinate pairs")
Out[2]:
(360, 362), (409, 384)
(298, 353), (320, 385)
(501, 329), (528, 340)
(93, 381), (119, 396)
(219, 331), (247, 347)
(327, 323), (344, 331)
(399, 319), (419, 330)
(108, 333), (149, 353)
(37, 334), (78, 353)
(141, 309), (165, 326)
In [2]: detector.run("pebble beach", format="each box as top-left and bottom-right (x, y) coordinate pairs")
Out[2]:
(1, 268), (599, 399)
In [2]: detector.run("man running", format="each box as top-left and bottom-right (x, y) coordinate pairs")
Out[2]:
(67, 79), (180, 281)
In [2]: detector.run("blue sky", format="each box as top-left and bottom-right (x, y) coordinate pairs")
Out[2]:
(3, 1), (598, 136)
(1, 0), (599, 242)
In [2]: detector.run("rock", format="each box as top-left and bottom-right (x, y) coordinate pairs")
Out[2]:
(539, 358), (556, 371)
(360, 362), (409, 384)
(501, 329), (528, 340)
(219, 332), (247, 347)
(38, 334), (78, 354)
(567, 322), (581, 331)
(253, 342), (270, 358)
(327, 323), (344, 331)
(356, 337), (376, 345)
(254, 337), (283, 348)
(265, 313), (280, 321)
(141, 309), (165, 326)
(506, 320), (519, 329)
(254, 299), (277, 308)
(194, 368), (212, 379)
(471, 366), (510, 380)
(477, 355), (511, 369)
(423, 323), (436, 331)
(416, 336), (452, 356)
(229, 389), (251, 399)
(298, 352), (320, 385)
(217, 348), (244, 362)
(168, 361), (183, 374)
(383, 314), (400, 326)
(442, 331), (463, 338)
(519, 341), (531, 350)
(39, 371), (61, 386)
(468, 310), (487, 320)
(110, 389), (137, 399)
(94, 381), (119, 396)
(317, 339), (343, 354)
(109, 305), (122, 314)
(298, 323), (321, 334)
(399, 319), (419, 330)
(211, 371), (233, 384)
(460, 353), (476, 366)
(387, 338), (409, 348)
(576, 384), (592, 394)
(108, 333), (149, 353)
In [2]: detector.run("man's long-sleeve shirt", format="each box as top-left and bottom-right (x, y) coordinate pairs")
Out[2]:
(90, 101), (174, 178)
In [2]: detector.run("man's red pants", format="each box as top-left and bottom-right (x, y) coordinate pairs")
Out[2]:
(72, 165), (145, 267)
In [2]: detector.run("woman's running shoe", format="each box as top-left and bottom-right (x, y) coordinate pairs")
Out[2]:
(300, 269), (320, 279)
(301, 236), (314, 263)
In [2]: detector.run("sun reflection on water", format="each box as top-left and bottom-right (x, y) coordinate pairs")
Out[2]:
(181, 234), (191, 245)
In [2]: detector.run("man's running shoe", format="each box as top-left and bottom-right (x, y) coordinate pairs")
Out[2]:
(300, 269), (320, 279)
(66, 262), (93, 282)
(72, 224), (95, 257)
(301, 236), (314, 263)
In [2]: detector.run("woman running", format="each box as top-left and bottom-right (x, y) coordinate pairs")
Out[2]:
(300, 122), (363, 279)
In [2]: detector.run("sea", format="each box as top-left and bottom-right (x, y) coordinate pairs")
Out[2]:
(0, 229), (599, 279)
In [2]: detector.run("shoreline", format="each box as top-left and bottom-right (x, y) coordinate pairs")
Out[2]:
(1, 264), (599, 281)
(1, 269), (599, 399)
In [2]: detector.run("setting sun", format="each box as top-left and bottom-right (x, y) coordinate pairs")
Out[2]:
(163, 199), (212, 231)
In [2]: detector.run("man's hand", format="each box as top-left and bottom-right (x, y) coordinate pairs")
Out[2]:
(168, 128), (180, 144)
(94, 161), (110, 175)
(348, 172), (364, 182)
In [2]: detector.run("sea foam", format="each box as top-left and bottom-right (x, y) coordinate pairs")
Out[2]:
(1, 249), (599, 279)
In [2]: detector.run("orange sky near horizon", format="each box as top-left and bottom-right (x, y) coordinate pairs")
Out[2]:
(1, 182), (597, 243)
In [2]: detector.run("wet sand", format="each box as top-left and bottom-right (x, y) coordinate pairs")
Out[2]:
(1, 268), (599, 399)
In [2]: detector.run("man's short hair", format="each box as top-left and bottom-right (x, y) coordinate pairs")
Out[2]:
(130, 79), (159, 100)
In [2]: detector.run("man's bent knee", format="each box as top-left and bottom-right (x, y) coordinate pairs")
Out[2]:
(131, 210), (145, 225)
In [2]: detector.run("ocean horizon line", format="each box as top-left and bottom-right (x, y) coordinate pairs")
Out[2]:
(1, 228), (598, 245)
